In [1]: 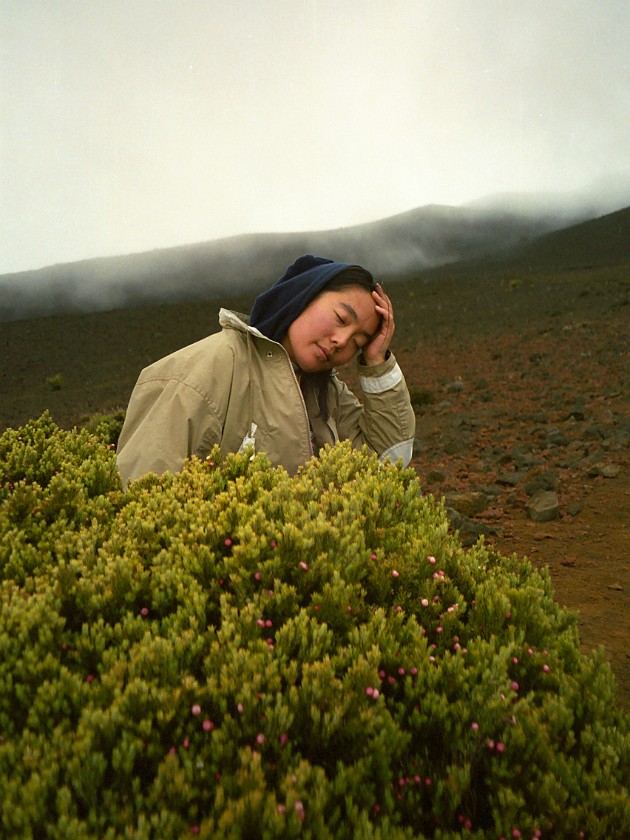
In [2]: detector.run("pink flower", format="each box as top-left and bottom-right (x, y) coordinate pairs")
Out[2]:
(256, 733), (265, 745)
(392, 570), (400, 578)
(471, 722), (479, 731)
(299, 561), (309, 571)
(511, 681), (519, 692)
(202, 719), (214, 731)
(421, 598), (429, 607)
(191, 703), (201, 716)
(370, 553), (377, 560)
(427, 555), (436, 564)
(224, 538), (232, 547)
(543, 664), (550, 673)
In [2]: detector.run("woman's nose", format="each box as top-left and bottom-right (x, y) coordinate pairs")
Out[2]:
(332, 328), (351, 348)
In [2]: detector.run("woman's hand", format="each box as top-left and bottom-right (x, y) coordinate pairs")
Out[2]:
(361, 284), (395, 366)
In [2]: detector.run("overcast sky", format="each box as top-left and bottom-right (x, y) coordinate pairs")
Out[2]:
(2, 0), (629, 275)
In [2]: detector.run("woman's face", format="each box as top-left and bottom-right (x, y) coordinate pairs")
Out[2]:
(282, 286), (380, 372)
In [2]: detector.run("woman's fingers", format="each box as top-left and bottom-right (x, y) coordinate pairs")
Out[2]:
(373, 284), (394, 339)
(362, 284), (395, 365)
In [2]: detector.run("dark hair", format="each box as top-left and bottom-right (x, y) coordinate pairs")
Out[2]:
(323, 267), (376, 295)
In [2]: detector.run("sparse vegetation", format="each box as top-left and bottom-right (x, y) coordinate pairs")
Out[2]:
(46, 372), (64, 391)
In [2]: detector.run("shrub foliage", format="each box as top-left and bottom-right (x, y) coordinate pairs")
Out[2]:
(1, 414), (628, 838)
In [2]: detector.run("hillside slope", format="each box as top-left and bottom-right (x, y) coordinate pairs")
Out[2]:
(0, 200), (592, 322)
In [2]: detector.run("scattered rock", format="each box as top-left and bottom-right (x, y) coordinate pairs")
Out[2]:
(527, 491), (560, 522)
(512, 450), (540, 468)
(545, 428), (570, 447)
(587, 463), (621, 478)
(496, 471), (527, 487)
(524, 469), (560, 496)
(445, 508), (496, 547)
(443, 491), (488, 517)
(566, 503), (583, 516)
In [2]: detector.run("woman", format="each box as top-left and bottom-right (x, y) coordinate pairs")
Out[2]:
(116, 255), (415, 486)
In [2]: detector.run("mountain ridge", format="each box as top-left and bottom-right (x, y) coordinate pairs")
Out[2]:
(2, 192), (629, 322)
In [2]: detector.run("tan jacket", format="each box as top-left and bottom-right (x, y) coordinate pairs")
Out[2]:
(117, 309), (415, 486)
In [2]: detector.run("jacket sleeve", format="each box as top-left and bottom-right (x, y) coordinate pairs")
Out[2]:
(330, 353), (416, 466)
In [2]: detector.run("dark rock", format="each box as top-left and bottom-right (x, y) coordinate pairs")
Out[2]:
(477, 484), (503, 498)
(426, 468), (446, 483)
(587, 463), (621, 478)
(583, 425), (606, 441)
(443, 434), (469, 455)
(524, 470), (560, 496)
(512, 450), (540, 469)
(527, 491), (560, 522)
(443, 491), (489, 517)
(445, 507), (496, 547)
(496, 471), (527, 487)
(545, 428), (570, 447)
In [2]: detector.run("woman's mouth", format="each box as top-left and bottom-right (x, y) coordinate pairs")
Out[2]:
(316, 344), (330, 362)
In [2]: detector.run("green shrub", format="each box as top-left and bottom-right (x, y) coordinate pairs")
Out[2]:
(46, 373), (64, 391)
(1, 414), (628, 838)
(78, 409), (127, 448)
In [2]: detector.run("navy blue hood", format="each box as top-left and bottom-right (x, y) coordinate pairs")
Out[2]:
(249, 255), (373, 344)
